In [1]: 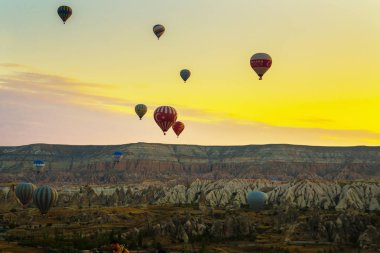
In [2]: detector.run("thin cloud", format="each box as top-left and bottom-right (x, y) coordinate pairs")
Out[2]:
(0, 63), (27, 68)
(0, 71), (136, 114)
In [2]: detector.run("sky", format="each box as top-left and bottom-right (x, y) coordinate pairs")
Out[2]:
(1, 0), (380, 146)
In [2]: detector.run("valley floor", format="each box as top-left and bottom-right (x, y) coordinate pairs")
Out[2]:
(1, 204), (380, 253)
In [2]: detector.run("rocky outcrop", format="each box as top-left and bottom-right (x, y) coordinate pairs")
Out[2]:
(2, 179), (379, 211)
(1, 143), (380, 184)
(336, 182), (380, 211)
(283, 210), (380, 249)
(358, 225), (380, 250)
(268, 180), (341, 209)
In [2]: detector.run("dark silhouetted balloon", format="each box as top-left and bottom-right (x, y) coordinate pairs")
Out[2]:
(15, 182), (36, 208)
(135, 104), (148, 120)
(180, 69), (191, 83)
(33, 185), (58, 215)
(153, 24), (165, 39)
(57, 6), (72, 24)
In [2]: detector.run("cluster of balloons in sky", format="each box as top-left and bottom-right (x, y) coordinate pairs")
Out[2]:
(135, 104), (185, 137)
(56, 5), (272, 137)
(57, 5), (272, 80)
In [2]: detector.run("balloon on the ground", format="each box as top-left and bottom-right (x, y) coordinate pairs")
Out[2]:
(135, 104), (148, 120)
(172, 121), (185, 138)
(180, 69), (191, 83)
(250, 53), (272, 80)
(153, 24), (165, 39)
(247, 191), (268, 211)
(57, 6), (72, 24)
(113, 151), (123, 163)
(33, 160), (45, 173)
(33, 185), (58, 215)
(15, 182), (36, 208)
(154, 106), (178, 135)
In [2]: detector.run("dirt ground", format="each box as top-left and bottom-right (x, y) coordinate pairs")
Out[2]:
(0, 241), (42, 253)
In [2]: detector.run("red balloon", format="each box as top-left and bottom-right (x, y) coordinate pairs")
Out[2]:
(250, 53), (272, 80)
(172, 121), (185, 137)
(154, 106), (178, 135)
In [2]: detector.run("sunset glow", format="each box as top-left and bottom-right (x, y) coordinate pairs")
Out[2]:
(1, 0), (380, 146)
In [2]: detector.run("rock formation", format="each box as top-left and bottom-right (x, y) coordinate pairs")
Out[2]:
(1, 143), (380, 184)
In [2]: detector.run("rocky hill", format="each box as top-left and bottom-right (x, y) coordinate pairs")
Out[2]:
(1, 143), (380, 184)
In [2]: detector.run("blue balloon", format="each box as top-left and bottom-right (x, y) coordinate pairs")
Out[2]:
(113, 151), (123, 162)
(247, 191), (267, 211)
(33, 160), (45, 172)
(33, 160), (45, 165)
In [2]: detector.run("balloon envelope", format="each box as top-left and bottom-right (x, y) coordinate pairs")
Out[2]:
(33, 185), (58, 215)
(15, 182), (36, 208)
(153, 24), (165, 39)
(113, 151), (123, 162)
(250, 53), (272, 80)
(33, 160), (45, 172)
(135, 104), (148, 120)
(180, 69), (191, 82)
(57, 6), (72, 24)
(154, 106), (177, 135)
(247, 191), (268, 211)
(172, 121), (185, 137)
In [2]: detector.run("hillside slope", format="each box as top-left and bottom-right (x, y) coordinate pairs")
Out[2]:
(0, 143), (380, 183)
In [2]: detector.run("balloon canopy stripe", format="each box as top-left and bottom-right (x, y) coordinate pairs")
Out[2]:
(34, 186), (57, 215)
(15, 183), (36, 207)
(250, 59), (272, 68)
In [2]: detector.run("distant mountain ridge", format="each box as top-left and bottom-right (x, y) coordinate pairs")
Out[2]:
(0, 143), (380, 184)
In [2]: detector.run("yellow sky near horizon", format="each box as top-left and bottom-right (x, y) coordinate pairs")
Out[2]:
(1, 0), (380, 146)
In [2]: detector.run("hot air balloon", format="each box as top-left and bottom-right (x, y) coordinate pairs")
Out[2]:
(153, 24), (165, 39)
(135, 104), (148, 120)
(113, 151), (123, 163)
(172, 121), (185, 138)
(57, 6), (72, 24)
(33, 185), (58, 215)
(15, 183), (36, 208)
(250, 53), (272, 80)
(180, 69), (191, 83)
(247, 191), (268, 211)
(33, 160), (45, 173)
(154, 106), (177, 135)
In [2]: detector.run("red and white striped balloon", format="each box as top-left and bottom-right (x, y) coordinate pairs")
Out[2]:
(250, 53), (272, 80)
(154, 106), (178, 135)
